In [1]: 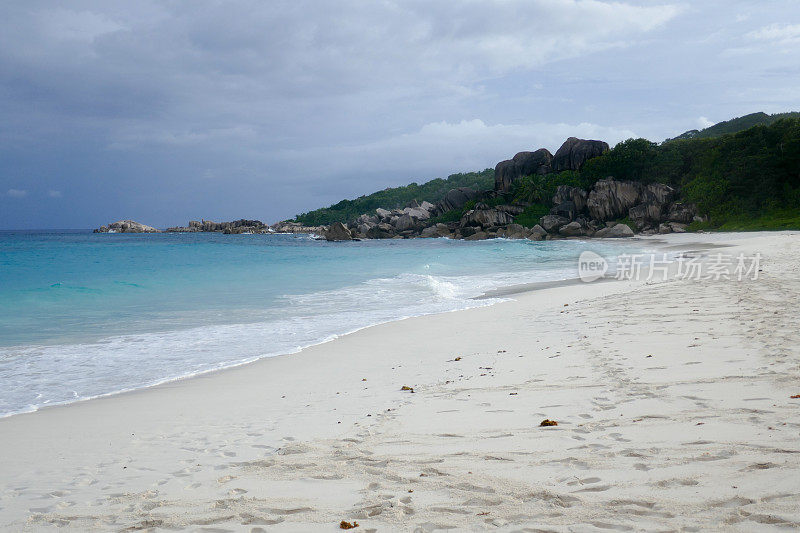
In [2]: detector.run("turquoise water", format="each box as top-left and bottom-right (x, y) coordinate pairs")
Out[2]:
(0, 231), (652, 417)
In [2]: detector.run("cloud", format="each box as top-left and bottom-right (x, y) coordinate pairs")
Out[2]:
(6, 189), (28, 198)
(48, 189), (62, 198)
(747, 23), (800, 43)
(272, 118), (637, 183)
(0, 0), (681, 152)
(8, 1), (800, 229)
(698, 116), (715, 128)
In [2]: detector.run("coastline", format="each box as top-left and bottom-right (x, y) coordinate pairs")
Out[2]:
(1, 231), (799, 531)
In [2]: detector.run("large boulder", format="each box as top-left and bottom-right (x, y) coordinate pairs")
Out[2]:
(324, 222), (353, 241)
(375, 208), (392, 220)
(496, 223), (529, 239)
(627, 183), (677, 229)
(666, 202), (699, 224)
(420, 223), (451, 238)
(366, 223), (395, 239)
(594, 223), (634, 238)
(587, 178), (643, 221)
(464, 231), (489, 241)
(552, 137), (609, 172)
(95, 220), (160, 233)
(539, 214), (570, 233)
(393, 214), (417, 231)
(528, 224), (548, 241)
(357, 213), (379, 225)
(552, 185), (588, 212)
(494, 149), (553, 192)
(357, 221), (378, 235)
(642, 183), (676, 205)
(461, 208), (514, 228)
(558, 221), (585, 237)
(628, 203), (664, 229)
(437, 187), (479, 213)
(403, 207), (431, 220)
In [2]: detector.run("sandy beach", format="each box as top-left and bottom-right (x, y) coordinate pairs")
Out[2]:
(1, 231), (799, 532)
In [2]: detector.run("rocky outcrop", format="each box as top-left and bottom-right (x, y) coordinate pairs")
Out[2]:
(94, 220), (160, 233)
(666, 202), (700, 224)
(366, 223), (396, 239)
(273, 133), (709, 243)
(642, 183), (676, 206)
(558, 221), (586, 237)
(393, 213), (417, 231)
(586, 179), (643, 221)
(553, 185), (588, 213)
(460, 204), (514, 228)
(436, 188), (480, 213)
(528, 224), (548, 241)
(539, 214), (570, 233)
(594, 223), (634, 238)
(271, 221), (326, 234)
(167, 219), (272, 234)
(552, 137), (609, 172)
(420, 223), (452, 238)
(323, 222), (353, 241)
(494, 149), (553, 192)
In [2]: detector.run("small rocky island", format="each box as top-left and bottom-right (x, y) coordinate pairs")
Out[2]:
(94, 220), (160, 233)
(95, 136), (704, 240)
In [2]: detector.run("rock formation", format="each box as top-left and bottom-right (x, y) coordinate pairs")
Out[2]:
(267, 136), (707, 243)
(586, 179), (644, 221)
(323, 222), (353, 241)
(460, 203), (514, 228)
(167, 219), (272, 234)
(94, 220), (160, 233)
(552, 137), (610, 172)
(553, 185), (588, 212)
(593, 223), (635, 238)
(436, 188), (479, 213)
(494, 149), (553, 192)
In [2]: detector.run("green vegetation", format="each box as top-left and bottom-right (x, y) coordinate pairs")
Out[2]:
(581, 118), (800, 228)
(510, 171), (589, 204)
(295, 169), (494, 226)
(515, 204), (551, 228)
(666, 111), (800, 142)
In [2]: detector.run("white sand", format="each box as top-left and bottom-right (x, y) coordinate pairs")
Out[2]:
(1, 231), (799, 532)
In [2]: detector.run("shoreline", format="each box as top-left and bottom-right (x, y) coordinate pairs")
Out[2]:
(0, 230), (761, 422)
(1, 231), (798, 531)
(0, 235), (656, 421)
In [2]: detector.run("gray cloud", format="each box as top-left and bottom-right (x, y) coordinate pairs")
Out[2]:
(0, 1), (798, 228)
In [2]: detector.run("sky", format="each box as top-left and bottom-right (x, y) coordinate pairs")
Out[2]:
(1, 0), (799, 229)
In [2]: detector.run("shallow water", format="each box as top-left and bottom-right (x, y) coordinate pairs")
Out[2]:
(0, 230), (654, 417)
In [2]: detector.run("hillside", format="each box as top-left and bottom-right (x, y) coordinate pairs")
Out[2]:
(295, 114), (800, 233)
(294, 169), (494, 226)
(665, 111), (800, 142)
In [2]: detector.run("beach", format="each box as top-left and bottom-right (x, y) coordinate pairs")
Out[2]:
(1, 231), (799, 531)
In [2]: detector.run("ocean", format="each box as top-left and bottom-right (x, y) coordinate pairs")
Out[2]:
(0, 230), (654, 417)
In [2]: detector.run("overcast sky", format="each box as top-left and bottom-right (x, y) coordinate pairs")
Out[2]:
(1, 0), (799, 229)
